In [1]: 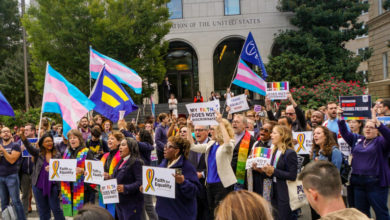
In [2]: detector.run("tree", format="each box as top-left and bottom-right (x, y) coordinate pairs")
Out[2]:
(22, 0), (171, 103)
(267, 0), (369, 88)
(0, 0), (21, 68)
(0, 48), (38, 109)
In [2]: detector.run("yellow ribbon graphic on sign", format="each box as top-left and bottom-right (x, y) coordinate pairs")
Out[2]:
(296, 133), (306, 153)
(145, 169), (155, 192)
(86, 161), (93, 181)
(51, 160), (60, 179)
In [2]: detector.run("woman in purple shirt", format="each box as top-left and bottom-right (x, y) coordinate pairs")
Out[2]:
(338, 106), (390, 219)
(20, 130), (65, 220)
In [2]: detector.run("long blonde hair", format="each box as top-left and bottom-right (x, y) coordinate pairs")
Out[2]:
(272, 125), (294, 154)
(215, 190), (273, 220)
(214, 119), (234, 145)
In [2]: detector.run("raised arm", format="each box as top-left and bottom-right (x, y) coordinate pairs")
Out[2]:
(187, 116), (207, 153)
(337, 107), (359, 148)
(20, 128), (40, 157)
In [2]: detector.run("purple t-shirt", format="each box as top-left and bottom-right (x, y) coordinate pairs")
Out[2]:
(0, 141), (21, 177)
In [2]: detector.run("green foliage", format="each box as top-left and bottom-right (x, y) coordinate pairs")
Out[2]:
(290, 77), (366, 109)
(22, 0), (171, 103)
(0, 0), (21, 68)
(268, 0), (369, 87)
(0, 108), (41, 128)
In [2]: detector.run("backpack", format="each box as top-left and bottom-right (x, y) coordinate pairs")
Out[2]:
(327, 148), (352, 184)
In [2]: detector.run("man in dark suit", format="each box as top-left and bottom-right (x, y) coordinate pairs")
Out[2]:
(231, 114), (255, 190)
(188, 125), (210, 220)
(162, 76), (172, 103)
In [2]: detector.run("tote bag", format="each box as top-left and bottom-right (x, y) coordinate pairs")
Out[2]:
(287, 179), (308, 210)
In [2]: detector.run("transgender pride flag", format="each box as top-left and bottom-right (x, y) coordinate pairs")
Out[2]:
(232, 59), (266, 96)
(90, 47), (142, 94)
(42, 63), (95, 138)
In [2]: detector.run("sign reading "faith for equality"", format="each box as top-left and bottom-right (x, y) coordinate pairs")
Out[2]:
(49, 159), (77, 182)
(142, 166), (175, 199)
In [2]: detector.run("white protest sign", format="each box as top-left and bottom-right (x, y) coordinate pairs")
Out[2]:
(338, 138), (351, 156)
(185, 100), (220, 126)
(53, 137), (63, 145)
(84, 160), (105, 184)
(101, 179), (119, 204)
(245, 147), (272, 169)
(49, 159), (77, 182)
(119, 110), (126, 120)
(266, 82), (289, 100)
(227, 94), (249, 114)
(293, 131), (313, 155)
(142, 166), (175, 199)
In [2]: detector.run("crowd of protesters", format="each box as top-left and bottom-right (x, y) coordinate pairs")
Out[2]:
(0, 94), (389, 220)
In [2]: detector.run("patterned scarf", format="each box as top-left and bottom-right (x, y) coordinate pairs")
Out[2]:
(236, 131), (251, 185)
(61, 147), (89, 217)
(99, 150), (121, 216)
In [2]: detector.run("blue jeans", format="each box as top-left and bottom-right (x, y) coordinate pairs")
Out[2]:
(32, 184), (65, 220)
(0, 173), (26, 220)
(351, 175), (390, 220)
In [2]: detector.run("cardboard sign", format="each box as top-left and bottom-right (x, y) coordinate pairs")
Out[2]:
(186, 100), (220, 126)
(49, 159), (77, 182)
(100, 179), (119, 204)
(293, 131), (313, 155)
(22, 138), (38, 157)
(378, 117), (390, 126)
(337, 138), (351, 157)
(266, 82), (289, 100)
(246, 147), (272, 169)
(227, 94), (249, 114)
(84, 160), (104, 184)
(142, 166), (175, 199)
(340, 95), (371, 119)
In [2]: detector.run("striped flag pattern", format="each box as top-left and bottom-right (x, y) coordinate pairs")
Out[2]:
(90, 47), (142, 94)
(232, 59), (266, 96)
(43, 63), (95, 138)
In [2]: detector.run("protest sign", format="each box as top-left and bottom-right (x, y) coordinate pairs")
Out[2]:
(266, 82), (289, 100)
(340, 95), (371, 120)
(100, 179), (119, 204)
(84, 160), (104, 184)
(119, 110), (125, 120)
(246, 147), (272, 169)
(142, 166), (175, 199)
(53, 137), (63, 145)
(22, 138), (38, 157)
(338, 138), (351, 157)
(186, 100), (220, 126)
(254, 105), (262, 113)
(378, 117), (390, 125)
(227, 94), (249, 114)
(293, 131), (313, 155)
(49, 159), (77, 182)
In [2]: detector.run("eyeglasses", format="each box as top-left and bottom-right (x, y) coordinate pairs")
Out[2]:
(180, 130), (187, 133)
(364, 126), (376, 130)
(165, 144), (178, 149)
(194, 129), (205, 132)
(260, 128), (270, 133)
(285, 113), (296, 116)
(247, 115), (255, 117)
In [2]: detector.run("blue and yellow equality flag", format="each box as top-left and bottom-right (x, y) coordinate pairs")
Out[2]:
(89, 67), (138, 122)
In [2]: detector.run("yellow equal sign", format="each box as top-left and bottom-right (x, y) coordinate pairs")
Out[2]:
(101, 76), (129, 108)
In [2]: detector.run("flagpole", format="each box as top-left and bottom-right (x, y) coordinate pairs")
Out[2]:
(89, 46), (92, 93)
(38, 62), (49, 140)
(221, 34), (249, 115)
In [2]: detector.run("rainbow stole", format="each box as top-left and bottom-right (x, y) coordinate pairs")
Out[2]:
(99, 150), (121, 216)
(236, 131), (251, 185)
(61, 147), (89, 217)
